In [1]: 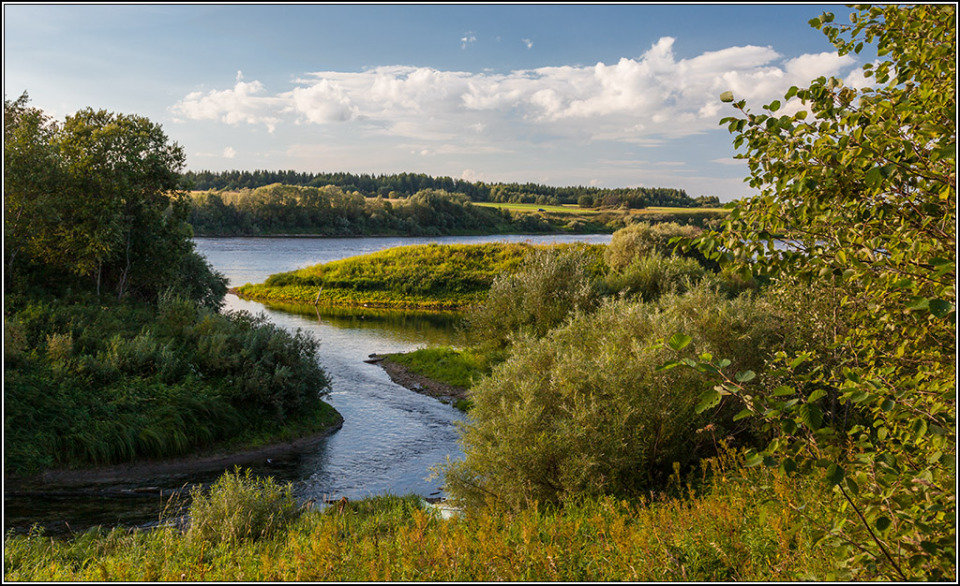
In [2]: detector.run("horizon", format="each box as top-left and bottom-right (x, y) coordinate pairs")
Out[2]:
(4, 4), (863, 201)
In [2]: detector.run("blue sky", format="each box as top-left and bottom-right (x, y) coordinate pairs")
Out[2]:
(4, 4), (864, 200)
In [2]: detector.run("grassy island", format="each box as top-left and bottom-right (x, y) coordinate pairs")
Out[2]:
(236, 242), (605, 310)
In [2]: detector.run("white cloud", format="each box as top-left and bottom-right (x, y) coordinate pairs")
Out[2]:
(710, 157), (745, 166)
(460, 32), (477, 49)
(522, 38), (533, 49)
(222, 146), (237, 159)
(172, 78), (282, 132)
(460, 168), (484, 182)
(173, 36), (860, 145)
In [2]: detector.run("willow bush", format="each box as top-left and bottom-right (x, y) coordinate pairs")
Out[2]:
(446, 285), (787, 509)
(464, 244), (605, 349)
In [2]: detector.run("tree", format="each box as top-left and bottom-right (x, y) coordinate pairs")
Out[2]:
(686, 5), (955, 579)
(4, 95), (226, 306)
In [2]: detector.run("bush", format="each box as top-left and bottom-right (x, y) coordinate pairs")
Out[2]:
(465, 245), (604, 348)
(187, 468), (300, 545)
(446, 286), (787, 509)
(4, 296), (333, 473)
(605, 253), (706, 301)
(604, 222), (703, 272)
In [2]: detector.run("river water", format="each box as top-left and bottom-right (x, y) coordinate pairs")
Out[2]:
(4, 233), (611, 534)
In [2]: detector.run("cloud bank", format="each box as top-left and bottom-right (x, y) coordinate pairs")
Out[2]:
(173, 36), (854, 145)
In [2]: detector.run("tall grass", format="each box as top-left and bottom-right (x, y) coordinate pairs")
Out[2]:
(3, 456), (873, 581)
(4, 295), (336, 474)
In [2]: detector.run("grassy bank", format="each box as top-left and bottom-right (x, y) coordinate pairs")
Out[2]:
(384, 347), (502, 390)
(236, 243), (605, 310)
(4, 455), (854, 581)
(4, 295), (339, 475)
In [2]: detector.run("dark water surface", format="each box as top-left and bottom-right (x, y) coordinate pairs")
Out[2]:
(5, 233), (611, 534)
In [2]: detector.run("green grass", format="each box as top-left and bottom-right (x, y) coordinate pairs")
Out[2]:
(237, 243), (604, 310)
(386, 347), (506, 390)
(474, 202), (600, 214)
(639, 206), (730, 215)
(3, 454), (863, 581)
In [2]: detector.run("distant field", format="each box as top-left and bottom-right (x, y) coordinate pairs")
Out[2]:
(474, 202), (727, 216)
(473, 202), (599, 215)
(639, 206), (730, 215)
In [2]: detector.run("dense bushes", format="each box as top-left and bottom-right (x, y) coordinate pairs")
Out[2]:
(464, 245), (605, 348)
(4, 296), (334, 473)
(446, 286), (787, 509)
(604, 221), (704, 271)
(187, 185), (581, 237)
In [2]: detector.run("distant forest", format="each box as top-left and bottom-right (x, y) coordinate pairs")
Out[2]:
(182, 170), (723, 209)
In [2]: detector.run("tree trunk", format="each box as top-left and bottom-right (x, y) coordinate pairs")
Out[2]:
(117, 232), (132, 300)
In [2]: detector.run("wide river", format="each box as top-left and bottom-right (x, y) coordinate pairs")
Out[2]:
(4, 233), (611, 534)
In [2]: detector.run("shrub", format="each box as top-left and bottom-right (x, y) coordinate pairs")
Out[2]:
(604, 253), (706, 301)
(446, 286), (787, 509)
(465, 245), (604, 348)
(187, 468), (300, 545)
(604, 222), (703, 272)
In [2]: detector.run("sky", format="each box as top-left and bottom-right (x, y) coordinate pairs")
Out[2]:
(3, 3), (866, 200)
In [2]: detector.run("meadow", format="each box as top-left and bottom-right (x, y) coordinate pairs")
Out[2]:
(235, 242), (605, 310)
(4, 453), (852, 581)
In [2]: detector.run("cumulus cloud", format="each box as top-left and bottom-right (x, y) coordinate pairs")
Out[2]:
(172, 36), (860, 144)
(461, 32), (477, 49)
(222, 146), (237, 159)
(522, 38), (533, 49)
(173, 77), (282, 132)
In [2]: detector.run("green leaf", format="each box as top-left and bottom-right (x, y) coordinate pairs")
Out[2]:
(825, 464), (844, 485)
(668, 333), (693, 351)
(744, 453), (763, 468)
(875, 517), (891, 532)
(808, 389), (827, 402)
(781, 457), (797, 474)
(733, 408), (753, 421)
(719, 91), (734, 103)
(772, 385), (794, 396)
(656, 360), (679, 372)
(695, 389), (722, 413)
(735, 370), (756, 383)
(928, 299), (953, 318)
(799, 404), (823, 429)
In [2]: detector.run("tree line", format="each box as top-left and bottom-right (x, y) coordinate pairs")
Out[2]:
(182, 169), (724, 209)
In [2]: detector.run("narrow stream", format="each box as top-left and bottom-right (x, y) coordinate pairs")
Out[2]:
(4, 234), (611, 534)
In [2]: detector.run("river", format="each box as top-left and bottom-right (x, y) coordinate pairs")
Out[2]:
(4, 233), (611, 534)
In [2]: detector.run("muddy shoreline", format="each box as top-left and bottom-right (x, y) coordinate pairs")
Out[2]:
(6, 416), (343, 494)
(365, 354), (469, 404)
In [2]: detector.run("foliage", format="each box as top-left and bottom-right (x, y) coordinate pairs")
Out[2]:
(604, 221), (704, 272)
(605, 253), (706, 301)
(4, 94), (225, 306)
(187, 468), (301, 545)
(4, 296), (333, 473)
(447, 286), (787, 509)
(4, 453), (864, 581)
(684, 5), (955, 580)
(464, 244), (605, 348)
(186, 184), (606, 237)
(183, 168), (704, 208)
